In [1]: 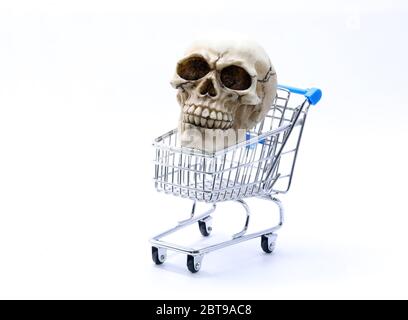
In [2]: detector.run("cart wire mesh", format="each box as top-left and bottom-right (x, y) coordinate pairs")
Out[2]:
(153, 88), (310, 203)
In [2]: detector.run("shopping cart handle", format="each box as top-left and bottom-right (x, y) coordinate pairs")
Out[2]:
(278, 85), (322, 105)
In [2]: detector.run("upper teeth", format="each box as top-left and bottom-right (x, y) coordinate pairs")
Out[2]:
(182, 105), (233, 129)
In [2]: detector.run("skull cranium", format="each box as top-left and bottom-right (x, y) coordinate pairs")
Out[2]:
(171, 37), (277, 152)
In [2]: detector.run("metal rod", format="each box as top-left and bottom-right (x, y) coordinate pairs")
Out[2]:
(150, 195), (284, 256)
(152, 203), (216, 240)
(232, 200), (251, 239)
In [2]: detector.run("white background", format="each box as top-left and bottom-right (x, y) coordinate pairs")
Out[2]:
(0, 0), (407, 299)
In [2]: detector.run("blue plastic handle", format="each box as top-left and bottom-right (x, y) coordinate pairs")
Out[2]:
(278, 85), (322, 105)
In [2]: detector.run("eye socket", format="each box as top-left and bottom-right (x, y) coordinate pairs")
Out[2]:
(177, 56), (211, 81)
(220, 65), (252, 90)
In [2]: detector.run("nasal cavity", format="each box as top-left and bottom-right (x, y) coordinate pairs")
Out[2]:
(199, 78), (217, 97)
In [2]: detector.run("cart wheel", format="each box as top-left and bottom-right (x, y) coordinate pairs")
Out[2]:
(198, 216), (212, 237)
(187, 255), (203, 273)
(261, 234), (277, 254)
(152, 246), (167, 265)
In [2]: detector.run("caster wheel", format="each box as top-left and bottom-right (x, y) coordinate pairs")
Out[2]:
(198, 216), (212, 237)
(187, 255), (203, 273)
(152, 246), (166, 265)
(261, 234), (277, 254)
(198, 221), (211, 237)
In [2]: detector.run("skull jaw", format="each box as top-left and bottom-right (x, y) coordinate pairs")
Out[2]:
(179, 123), (245, 153)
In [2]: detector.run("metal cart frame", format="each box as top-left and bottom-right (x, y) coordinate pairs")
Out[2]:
(151, 85), (322, 272)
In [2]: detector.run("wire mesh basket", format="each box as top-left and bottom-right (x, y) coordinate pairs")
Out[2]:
(154, 87), (314, 202)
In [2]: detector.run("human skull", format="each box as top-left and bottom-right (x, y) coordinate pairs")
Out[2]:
(171, 37), (277, 152)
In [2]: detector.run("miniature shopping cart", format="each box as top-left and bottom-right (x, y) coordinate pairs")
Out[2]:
(151, 85), (322, 273)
